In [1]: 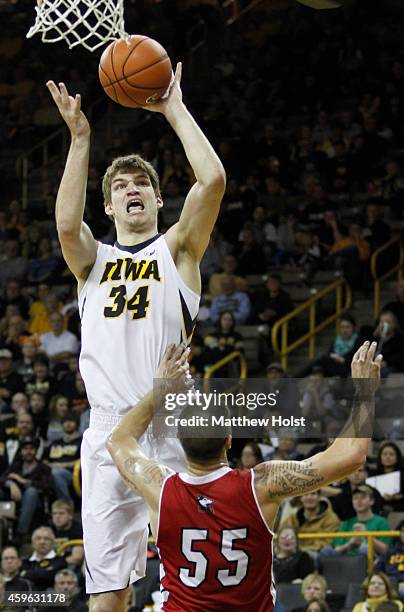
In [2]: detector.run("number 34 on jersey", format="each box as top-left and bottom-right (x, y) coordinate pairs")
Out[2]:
(100, 256), (161, 320)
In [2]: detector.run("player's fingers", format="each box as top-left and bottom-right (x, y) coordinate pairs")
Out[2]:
(174, 62), (182, 84)
(74, 94), (81, 113)
(366, 341), (377, 362)
(172, 342), (187, 363)
(352, 343), (364, 362)
(58, 82), (69, 104)
(374, 353), (383, 364)
(46, 81), (61, 102)
(177, 346), (190, 367)
(162, 344), (176, 363)
(358, 341), (370, 362)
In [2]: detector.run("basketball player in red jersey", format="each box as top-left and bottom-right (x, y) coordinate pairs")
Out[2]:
(107, 340), (381, 611)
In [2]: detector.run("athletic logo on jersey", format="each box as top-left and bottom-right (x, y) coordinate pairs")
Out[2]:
(99, 258), (161, 284)
(197, 496), (214, 513)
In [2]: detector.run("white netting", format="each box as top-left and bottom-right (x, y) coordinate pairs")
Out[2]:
(26, 0), (130, 52)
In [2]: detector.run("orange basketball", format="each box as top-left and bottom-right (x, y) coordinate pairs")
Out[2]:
(99, 35), (172, 108)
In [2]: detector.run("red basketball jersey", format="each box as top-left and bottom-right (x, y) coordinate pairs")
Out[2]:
(156, 466), (275, 611)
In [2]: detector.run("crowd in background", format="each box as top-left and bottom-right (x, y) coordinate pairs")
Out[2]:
(0, 0), (404, 609)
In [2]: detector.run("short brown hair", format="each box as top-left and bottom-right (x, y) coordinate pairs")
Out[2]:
(52, 500), (74, 515)
(178, 404), (231, 463)
(102, 154), (160, 202)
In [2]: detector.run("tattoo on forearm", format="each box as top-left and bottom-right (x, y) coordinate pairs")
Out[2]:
(121, 457), (168, 489)
(255, 461), (323, 499)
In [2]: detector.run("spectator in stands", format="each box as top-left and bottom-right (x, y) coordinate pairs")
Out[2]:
(353, 572), (403, 612)
(329, 221), (370, 287)
(1, 546), (31, 593)
(381, 280), (404, 331)
(202, 311), (244, 376)
(322, 485), (391, 558)
(40, 312), (79, 364)
(304, 601), (330, 612)
(374, 520), (404, 598)
(239, 442), (263, 470)
(28, 237), (60, 284)
(280, 490), (340, 557)
(2, 314), (31, 360)
(0, 437), (53, 542)
(330, 465), (384, 520)
(200, 227), (231, 280)
(252, 273), (293, 326)
(237, 226), (267, 275)
(266, 437), (304, 462)
(49, 569), (87, 612)
(44, 412), (81, 503)
(6, 411), (45, 464)
(290, 573), (329, 612)
(372, 311), (404, 376)
(0, 349), (24, 408)
(28, 291), (63, 336)
(210, 276), (251, 324)
(208, 254), (247, 297)
(364, 204), (391, 252)
(25, 355), (56, 403)
(300, 370), (337, 423)
(63, 371), (88, 415)
(15, 338), (37, 382)
(20, 527), (66, 591)
(50, 500), (84, 573)
(298, 314), (361, 378)
(0, 280), (29, 320)
(47, 395), (69, 443)
(29, 391), (48, 439)
(0, 240), (28, 287)
(273, 527), (314, 584)
(369, 442), (404, 512)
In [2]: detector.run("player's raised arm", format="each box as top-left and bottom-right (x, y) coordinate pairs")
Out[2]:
(255, 341), (382, 509)
(144, 64), (226, 264)
(46, 81), (97, 283)
(106, 344), (191, 532)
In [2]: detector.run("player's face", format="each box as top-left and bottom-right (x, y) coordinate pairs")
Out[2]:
(106, 171), (162, 231)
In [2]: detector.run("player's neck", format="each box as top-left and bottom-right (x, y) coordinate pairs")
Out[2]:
(187, 460), (229, 477)
(116, 225), (158, 246)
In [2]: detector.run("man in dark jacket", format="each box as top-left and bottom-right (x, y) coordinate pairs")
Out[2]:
(374, 520), (404, 597)
(0, 437), (53, 540)
(20, 527), (66, 591)
(2, 546), (31, 592)
(253, 274), (294, 325)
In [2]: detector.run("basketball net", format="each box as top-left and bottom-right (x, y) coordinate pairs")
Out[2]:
(26, 0), (130, 51)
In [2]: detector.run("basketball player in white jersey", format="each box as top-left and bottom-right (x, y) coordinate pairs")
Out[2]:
(108, 341), (381, 611)
(46, 63), (226, 612)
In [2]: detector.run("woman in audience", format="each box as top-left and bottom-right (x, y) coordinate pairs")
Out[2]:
(239, 442), (263, 470)
(47, 394), (70, 442)
(274, 527), (314, 584)
(353, 572), (403, 612)
(203, 310), (244, 376)
(370, 442), (404, 511)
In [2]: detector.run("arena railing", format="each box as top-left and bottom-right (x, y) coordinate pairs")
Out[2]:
(73, 459), (81, 497)
(221, 0), (265, 25)
(203, 350), (248, 390)
(271, 278), (352, 372)
(371, 237), (404, 320)
(57, 539), (84, 556)
(298, 530), (399, 572)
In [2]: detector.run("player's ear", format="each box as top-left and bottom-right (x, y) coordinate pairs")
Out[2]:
(156, 193), (163, 209)
(104, 200), (114, 219)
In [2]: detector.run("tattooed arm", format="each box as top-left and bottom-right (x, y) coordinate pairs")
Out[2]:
(254, 341), (382, 525)
(106, 344), (189, 535)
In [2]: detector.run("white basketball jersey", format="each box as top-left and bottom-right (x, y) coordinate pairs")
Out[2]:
(78, 235), (199, 415)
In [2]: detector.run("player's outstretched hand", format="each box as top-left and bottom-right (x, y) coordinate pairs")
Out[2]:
(141, 63), (183, 116)
(351, 341), (382, 393)
(46, 81), (90, 139)
(157, 343), (192, 381)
